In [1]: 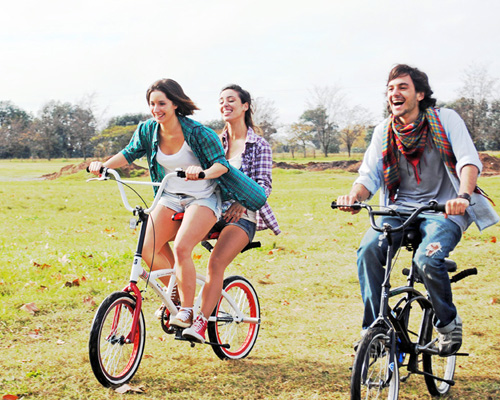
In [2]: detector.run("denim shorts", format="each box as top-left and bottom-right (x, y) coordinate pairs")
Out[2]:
(158, 190), (222, 219)
(215, 217), (256, 242)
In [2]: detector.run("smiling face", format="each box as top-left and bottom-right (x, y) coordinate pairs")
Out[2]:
(387, 74), (425, 124)
(219, 89), (249, 124)
(149, 90), (177, 124)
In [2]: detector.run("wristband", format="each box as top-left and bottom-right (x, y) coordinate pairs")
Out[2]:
(457, 193), (471, 203)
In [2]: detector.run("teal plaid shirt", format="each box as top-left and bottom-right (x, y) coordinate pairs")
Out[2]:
(121, 116), (266, 211)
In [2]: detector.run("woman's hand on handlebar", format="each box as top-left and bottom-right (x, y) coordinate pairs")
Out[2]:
(184, 165), (205, 180)
(88, 161), (104, 175)
(336, 194), (362, 215)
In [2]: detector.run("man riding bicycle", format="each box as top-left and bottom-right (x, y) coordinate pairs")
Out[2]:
(337, 64), (499, 356)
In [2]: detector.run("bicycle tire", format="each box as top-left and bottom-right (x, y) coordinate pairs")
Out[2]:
(89, 291), (146, 388)
(207, 275), (260, 360)
(421, 309), (456, 396)
(350, 326), (399, 400)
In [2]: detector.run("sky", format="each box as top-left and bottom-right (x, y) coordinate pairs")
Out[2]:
(1, 0), (499, 127)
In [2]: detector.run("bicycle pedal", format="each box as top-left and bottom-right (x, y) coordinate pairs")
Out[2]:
(204, 341), (230, 349)
(174, 329), (184, 340)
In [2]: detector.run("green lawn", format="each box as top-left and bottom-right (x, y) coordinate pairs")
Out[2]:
(0, 161), (499, 399)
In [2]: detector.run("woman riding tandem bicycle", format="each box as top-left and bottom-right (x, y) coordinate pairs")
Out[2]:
(89, 78), (267, 331)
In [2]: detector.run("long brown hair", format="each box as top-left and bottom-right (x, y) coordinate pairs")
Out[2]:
(146, 79), (199, 116)
(220, 84), (254, 129)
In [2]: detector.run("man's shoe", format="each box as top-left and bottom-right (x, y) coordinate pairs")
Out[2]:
(182, 314), (208, 344)
(438, 315), (462, 356)
(169, 308), (193, 328)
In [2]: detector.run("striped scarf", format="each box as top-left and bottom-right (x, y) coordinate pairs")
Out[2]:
(382, 107), (457, 202)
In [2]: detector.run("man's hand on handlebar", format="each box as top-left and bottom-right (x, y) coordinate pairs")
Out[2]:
(336, 194), (362, 215)
(444, 197), (469, 218)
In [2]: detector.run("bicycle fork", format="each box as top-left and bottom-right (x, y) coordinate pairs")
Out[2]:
(110, 210), (149, 344)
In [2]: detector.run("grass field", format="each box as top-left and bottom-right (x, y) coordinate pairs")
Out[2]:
(1, 159), (499, 399)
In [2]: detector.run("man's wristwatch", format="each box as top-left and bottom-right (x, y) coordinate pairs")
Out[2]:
(457, 193), (471, 203)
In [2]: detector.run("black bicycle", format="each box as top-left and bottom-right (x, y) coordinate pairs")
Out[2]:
(331, 201), (477, 399)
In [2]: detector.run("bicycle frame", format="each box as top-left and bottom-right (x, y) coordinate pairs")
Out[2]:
(90, 168), (258, 344)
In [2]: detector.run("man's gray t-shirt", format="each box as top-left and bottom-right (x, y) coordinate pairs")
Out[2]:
(394, 137), (467, 231)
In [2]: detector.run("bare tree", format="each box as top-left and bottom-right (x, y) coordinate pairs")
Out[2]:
(450, 64), (498, 149)
(303, 85), (346, 155)
(253, 97), (279, 142)
(338, 105), (372, 157)
(290, 123), (314, 157)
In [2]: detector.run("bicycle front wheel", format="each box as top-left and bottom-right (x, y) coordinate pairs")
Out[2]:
(207, 275), (260, 360)
(89, 291), (146, 388)
(421, 309), (456, 396)
(350, 326), (399, 400)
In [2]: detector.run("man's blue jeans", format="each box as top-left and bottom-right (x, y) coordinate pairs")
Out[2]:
(357, 214), (462, 329)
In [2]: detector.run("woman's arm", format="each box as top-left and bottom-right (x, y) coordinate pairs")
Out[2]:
(252, 139), (273, 197)
(88, 153), (129, 175)
(184, 162), (228, 180)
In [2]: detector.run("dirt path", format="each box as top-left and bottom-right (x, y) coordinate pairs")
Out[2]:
(42, 153), (500, 180)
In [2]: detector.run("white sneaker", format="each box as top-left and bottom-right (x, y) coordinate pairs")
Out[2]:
(169, 308), (193, 328)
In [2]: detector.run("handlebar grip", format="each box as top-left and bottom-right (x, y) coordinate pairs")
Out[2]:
(86, 166), (105, 174)
(433, 203), (446, 212)
(450, 267), (478, 283)
(331, 200), (361, 210)
(176, 170), (205, 179)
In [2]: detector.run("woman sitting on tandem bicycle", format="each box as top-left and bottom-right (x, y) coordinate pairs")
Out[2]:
(89, 78), (267, 334)
(181, 84), (281, 343)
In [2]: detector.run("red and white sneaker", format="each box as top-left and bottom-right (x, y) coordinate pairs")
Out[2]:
(182, 314), (208, 343)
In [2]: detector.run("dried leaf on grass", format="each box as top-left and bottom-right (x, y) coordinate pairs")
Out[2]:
(3, 394), (19, 400)
(114, 384), (146, 394)
(20, 302), (39, 315)
(489, 298), (497, 305)
(58, 254), (70, 264)
(64, 278), (81, 287)
(83, 296), (96, 307)
(258, 274), (274, 285)
(32, 261), (51, 269)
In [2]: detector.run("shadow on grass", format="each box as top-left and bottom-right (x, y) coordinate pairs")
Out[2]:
(136, 355), (351, 399)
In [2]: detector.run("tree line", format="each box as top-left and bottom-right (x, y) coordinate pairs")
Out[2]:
(1, 65), (499, 160)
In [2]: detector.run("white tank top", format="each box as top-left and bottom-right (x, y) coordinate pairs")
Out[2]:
(157, 142), (216, 198)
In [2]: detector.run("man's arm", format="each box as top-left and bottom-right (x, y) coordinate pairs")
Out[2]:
(445, 164), (479, 216)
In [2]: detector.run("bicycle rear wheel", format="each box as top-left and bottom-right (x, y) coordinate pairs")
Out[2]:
(207, 275), (260, 360)
(350, 326), (399, 400)
(421, 309), (456, 396)
(89, 291), (146, 388)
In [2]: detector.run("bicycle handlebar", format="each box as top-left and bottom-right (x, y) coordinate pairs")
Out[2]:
(331, 200), (447, 234)
(86, 167), (205, 214)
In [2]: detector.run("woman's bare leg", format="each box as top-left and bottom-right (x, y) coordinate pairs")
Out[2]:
(173, 205), (217, 307)
(200, 225), (249, 317)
